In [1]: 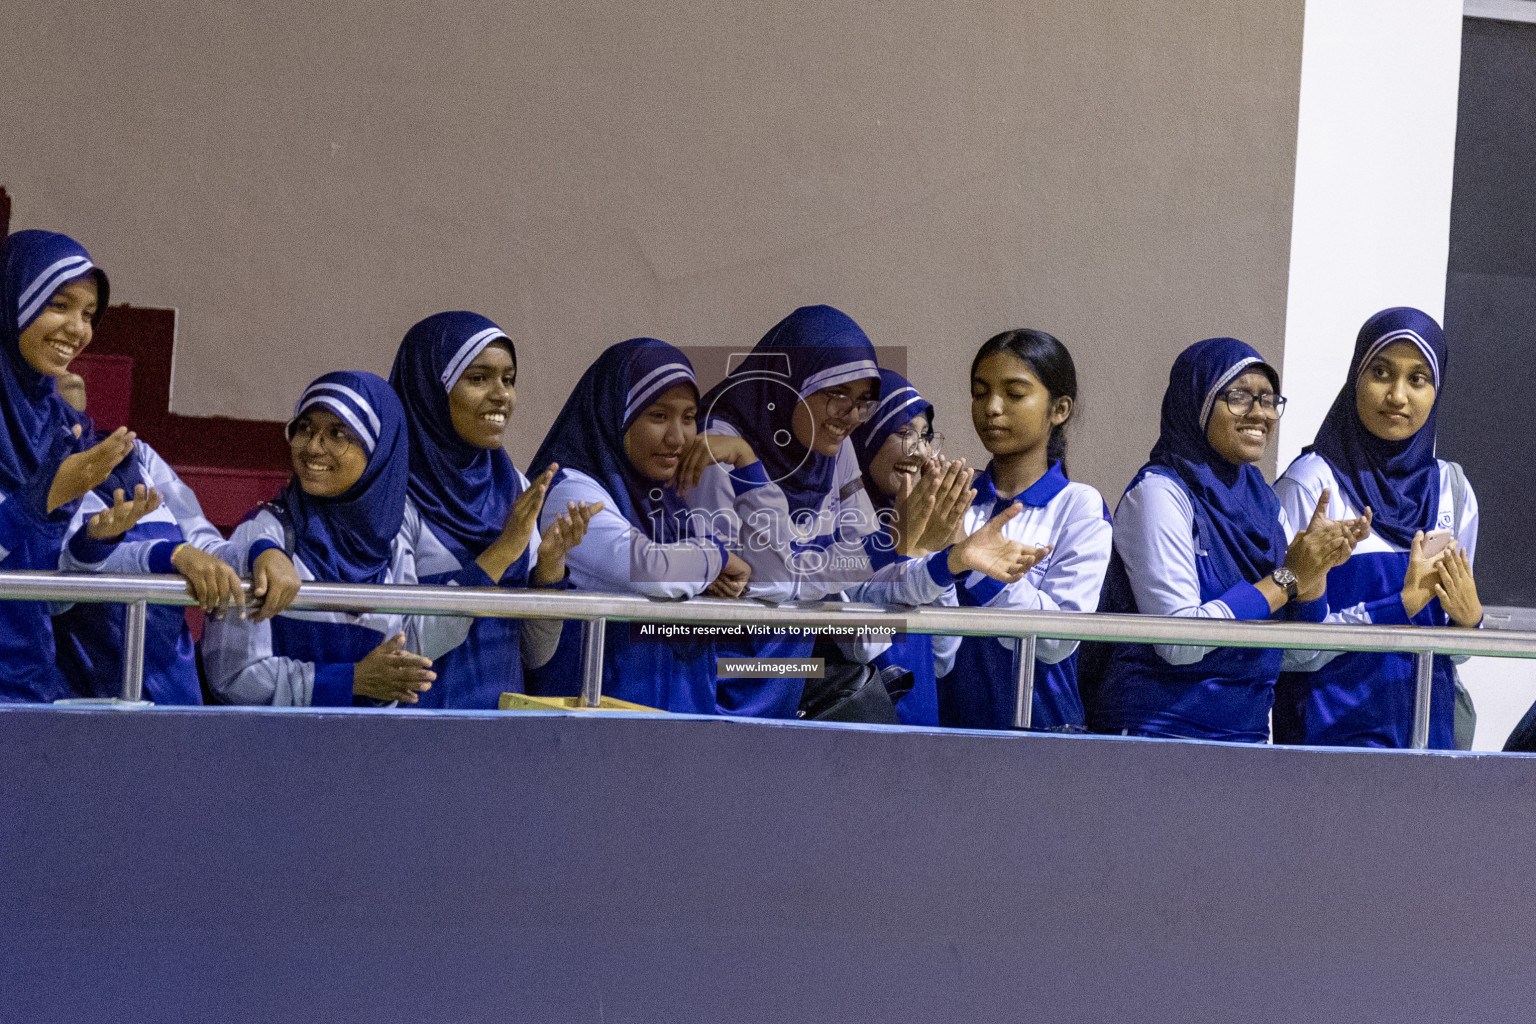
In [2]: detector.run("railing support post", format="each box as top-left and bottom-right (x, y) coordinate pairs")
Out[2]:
(1410, 649), (1434, 749)
(1012, 633), (1038, 730)
(121, 599), (147, 702)
(579, 618), (606, 708)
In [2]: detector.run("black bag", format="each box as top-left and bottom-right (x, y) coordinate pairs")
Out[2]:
(797, 639), (912, 724)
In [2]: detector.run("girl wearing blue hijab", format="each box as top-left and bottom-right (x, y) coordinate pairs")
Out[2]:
(692, 305), (1041, 718)
(529, 338), (765, 713)
(389, 311), (594, 708)
(1090, 338), (1366, 742)
(201, 371), (523, 706)
(0, 222), (142, 702)
(1274, 308), (1480, 749)
(845, 367), (956, 726)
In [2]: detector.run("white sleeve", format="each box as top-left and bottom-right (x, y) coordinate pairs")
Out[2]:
(60, 445), (234, 574)
(219, 513), (287, 576)
(1458, 472), (1479, 569)
(848, 551), (956, 608)
(546, 473), (725, 600)
(931, 585), (963, 678)
(959, 493), (1112, 665)
(1274, 460), (1370, 672)
(200, 614), (317, 706)
(396, 503), (474, 660)
(1114, 475), (1235, 666)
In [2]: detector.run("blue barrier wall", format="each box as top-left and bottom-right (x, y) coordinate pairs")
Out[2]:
(2, 704), (1534, 1022)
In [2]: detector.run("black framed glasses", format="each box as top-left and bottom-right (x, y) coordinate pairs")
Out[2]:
(895, 426), (943, 458)
(1218, 388), (1288, 418)
(821, 389), (880, 423)
(290, 419), (364, 456)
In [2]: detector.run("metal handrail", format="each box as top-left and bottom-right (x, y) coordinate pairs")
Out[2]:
(9, 569), (1535, 747)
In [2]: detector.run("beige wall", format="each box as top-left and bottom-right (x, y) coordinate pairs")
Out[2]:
(2, 0), (1305, 499)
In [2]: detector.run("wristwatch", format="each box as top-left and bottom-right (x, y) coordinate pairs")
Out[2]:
(1271, 567), (1299, 602)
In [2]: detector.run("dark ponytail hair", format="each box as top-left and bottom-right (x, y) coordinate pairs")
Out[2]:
(971, 328), (1079, 471)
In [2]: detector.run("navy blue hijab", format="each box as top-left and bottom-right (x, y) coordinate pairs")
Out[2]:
(851, 367), (932, 510)
(1, 229), (107, 496)
(1307, 307), (1447, 548)
(700, 304), (880, 516)
(1140, 337), (1288, 594)
(389, 311), (526, 576)
(532, 338), (699, 543)
(280, 371), (409, 584)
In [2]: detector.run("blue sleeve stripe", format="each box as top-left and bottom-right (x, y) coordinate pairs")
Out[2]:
(1217, 581), (1271, 621)
(1289, 594), (1329, 623)
(925, 549), (957, 589)
(147, 540), (179, 575)
(249, 538), (283, 565)
(1365, 593), (1411, 626)
(962, 574), (1006, 606)
(68, 526), (123, 565)
(866, 533), (902, 571)
(730, 461), (771, 495)
(311, 663), (355, 707)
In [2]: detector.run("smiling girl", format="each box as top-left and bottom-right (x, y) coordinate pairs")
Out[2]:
(690, 305), (1041, 718)
(1, 227), (149, 701)
(389, 312), (594, 708)
(1273, 308), (1477, 749)
(528, 338), (765, 713)
(1090, 338), (1369, 742)
(938, 330), (1112, 731)
(201, 371), (537, 706)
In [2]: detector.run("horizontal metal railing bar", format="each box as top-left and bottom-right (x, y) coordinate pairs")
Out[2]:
(6, 570), (1536, 661)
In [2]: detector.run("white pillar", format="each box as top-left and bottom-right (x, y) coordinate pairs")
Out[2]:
(1277, 0), (1465, 471)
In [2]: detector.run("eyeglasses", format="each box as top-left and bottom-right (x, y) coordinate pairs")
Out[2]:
(820, 389), (880, 424)
(290, 420), (363, 457)
(896, 427), (943, 459)
(1218, 388), (1288, 418)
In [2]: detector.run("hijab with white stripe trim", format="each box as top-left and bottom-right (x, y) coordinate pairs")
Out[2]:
(389, 311), (527, 575)
(699, 304), (881, 516)
(531, 338), (699, 543)
(850, 367), (932, 510)
(1141, 336), (1287, 596)
(1306, 306), (1448, 548)
(0, 229), (107, 495)
(279, 370), (408, 584)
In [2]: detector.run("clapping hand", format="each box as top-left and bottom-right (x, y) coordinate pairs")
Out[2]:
(1434, 546), (1483, 627)
(532, 499), (602, 584)
(85, 484), (161, 540)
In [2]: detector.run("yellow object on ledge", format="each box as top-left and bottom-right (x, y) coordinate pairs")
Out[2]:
(498, 693), (665, 713)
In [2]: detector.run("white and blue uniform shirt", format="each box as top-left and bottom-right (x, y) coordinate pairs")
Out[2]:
(57, 441), (226, 703)
(939, 462), (1112, 731)
(691, 305), (906, 718)
(389, 311), (561, 708)
(1273, 307), (1467, 749)
(0, 229), (110, 702)
(200, 499), (482, 706)
(1273, 454), (1477, 748)
(1090, 338), (1326, 743)
(200, 371), (480, 706)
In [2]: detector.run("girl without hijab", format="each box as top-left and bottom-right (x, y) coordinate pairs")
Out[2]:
(529, 337), (765, 714)
(1273, 308), (1480, 749)
(690, 304), (1043, 718)
(201, 371), (533, 706)
(389, 311), (593, 708)
(0, 225), (143, 702)
(1089, 337), (1368, 742)
(938, 330), (1113, 732)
